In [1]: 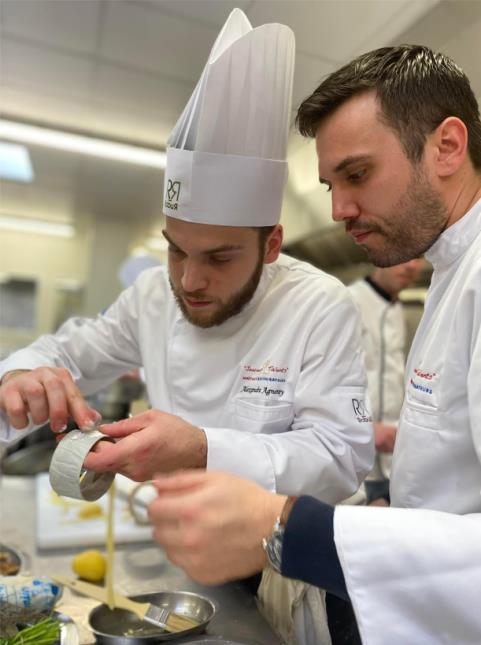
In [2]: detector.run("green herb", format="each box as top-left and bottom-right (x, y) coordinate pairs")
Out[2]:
(0, 617), (60, 645)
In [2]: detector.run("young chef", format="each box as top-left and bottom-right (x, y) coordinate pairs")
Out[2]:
(147, 44), (481, 645)
(0, 10), (373, 502)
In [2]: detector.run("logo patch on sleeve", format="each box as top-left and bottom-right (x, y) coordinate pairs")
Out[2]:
(352, 398), (372, 423)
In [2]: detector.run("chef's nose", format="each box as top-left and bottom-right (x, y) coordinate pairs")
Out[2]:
(331, 187), (361, 223)
(181, 259), (208, 293)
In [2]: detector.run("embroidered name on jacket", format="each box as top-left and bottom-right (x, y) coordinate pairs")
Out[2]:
(242, 385), (284, 396)
(410, 367), (438, 396)
(240, 361), (289, 398)
(410, 380), (433, 395)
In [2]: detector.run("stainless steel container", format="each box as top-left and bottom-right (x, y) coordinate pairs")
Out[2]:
(86, 378), (145, 422)
(0, 543), (27, 575)
(1, 441), (56, 475)
(89, 591), (217, 644)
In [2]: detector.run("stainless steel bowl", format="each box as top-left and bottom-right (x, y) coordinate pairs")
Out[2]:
(1, 441), (56, 475)
(0, 543), (28, 575)
(56, 611), (80, 645)
(89, 591), (217, 644)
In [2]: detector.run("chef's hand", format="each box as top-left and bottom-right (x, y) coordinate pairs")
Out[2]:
(83, 410), (207, 480)
(373, 422), (397, 453)
(0, 367), (100, 432)
(148, 470), (286, 585)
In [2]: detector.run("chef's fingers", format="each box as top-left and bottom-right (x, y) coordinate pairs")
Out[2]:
(83, 439), (118, 471)
(0, 366), (97, 432)
(148, 497), (187, 533)
(18, 377), (49, 426)
(100, 414), (147, 436)
(152, 470), (209, 493)
(0, 387), (29, 429)
(151, 538), (191, 574)
(148, 485), (208, 524)
(60, 372), (100, 430)
(151, 522), (182, 548)
(0, 370), (48, 427)
(42, 370), (71, 432)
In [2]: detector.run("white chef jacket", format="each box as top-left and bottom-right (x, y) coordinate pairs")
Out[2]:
(391, 198), (481, 511)
(348, 278), (405, 480)
(334, 198), (481, 643)
(0, 254), (374, 501)
(335, 506), (481, 645)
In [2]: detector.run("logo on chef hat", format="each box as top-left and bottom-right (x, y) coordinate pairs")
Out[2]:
(165, 180), (181, 210)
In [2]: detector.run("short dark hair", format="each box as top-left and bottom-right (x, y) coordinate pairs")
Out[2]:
(255, 225), (276, 250)
(296, 45), (481, 169)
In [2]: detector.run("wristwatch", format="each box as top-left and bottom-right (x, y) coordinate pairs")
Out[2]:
(262, 496), (297, 573)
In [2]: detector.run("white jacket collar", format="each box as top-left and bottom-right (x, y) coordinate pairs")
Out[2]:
(426, 197), (481, 270)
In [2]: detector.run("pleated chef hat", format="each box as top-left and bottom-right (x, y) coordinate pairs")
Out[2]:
(163, 8), (295, 227)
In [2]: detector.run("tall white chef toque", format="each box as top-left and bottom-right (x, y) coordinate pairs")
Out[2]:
(163, 8), (295, 227)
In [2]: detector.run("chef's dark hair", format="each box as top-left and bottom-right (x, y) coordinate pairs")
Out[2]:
(296, 44), (481, 169)
(256, 225), (276, 250)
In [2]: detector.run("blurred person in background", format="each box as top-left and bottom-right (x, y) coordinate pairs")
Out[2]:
(118, 254), (162, 291)
(348, 259), (423, 505)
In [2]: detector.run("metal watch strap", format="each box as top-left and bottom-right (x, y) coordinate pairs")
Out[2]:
(262, 496), (297, 573)
(262, 518), (284, 573)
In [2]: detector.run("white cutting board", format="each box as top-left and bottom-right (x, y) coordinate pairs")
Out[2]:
(35, 473), (153, 549)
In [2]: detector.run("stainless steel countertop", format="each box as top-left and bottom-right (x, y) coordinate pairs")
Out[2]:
(0, 475), (281, 645)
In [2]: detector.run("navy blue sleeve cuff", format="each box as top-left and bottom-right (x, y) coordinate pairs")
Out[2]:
(280, 495), (348, 601)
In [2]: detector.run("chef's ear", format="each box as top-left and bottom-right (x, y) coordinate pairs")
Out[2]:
(429, 116), (468, 178)
(263, 225), (283, 264)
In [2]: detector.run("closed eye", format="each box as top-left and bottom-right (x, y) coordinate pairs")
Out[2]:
(209, 256), (232, 265)
(347, 169), (367, 183)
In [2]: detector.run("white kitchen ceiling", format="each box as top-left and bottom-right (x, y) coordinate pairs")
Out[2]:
(1, 0), (480, 236)
(0, 0), (444, 145)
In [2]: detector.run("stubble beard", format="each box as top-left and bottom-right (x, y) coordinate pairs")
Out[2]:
(170, 251), (265, 328)
(361, 167), (449, 267)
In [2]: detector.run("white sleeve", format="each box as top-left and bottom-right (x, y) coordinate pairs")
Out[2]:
(0, 291), (142, 393)
(334, 505), (481, 645)
(204, 295), (375, 501)
(0, 288), (143, 442)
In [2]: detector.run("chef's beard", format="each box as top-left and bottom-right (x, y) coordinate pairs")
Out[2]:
(170, 251), (265, 328)
(350, 166), (449, 267)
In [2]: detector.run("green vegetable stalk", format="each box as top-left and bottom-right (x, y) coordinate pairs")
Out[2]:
(0, 617), (60, 645)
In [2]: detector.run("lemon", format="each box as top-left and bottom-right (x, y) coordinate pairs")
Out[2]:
(72, 549), (106, 582)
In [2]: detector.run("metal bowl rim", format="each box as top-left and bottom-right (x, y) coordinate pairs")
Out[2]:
(0, 543), (29, 574)
(54, 610), (80, 645)
(88, 589), (218, 639)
